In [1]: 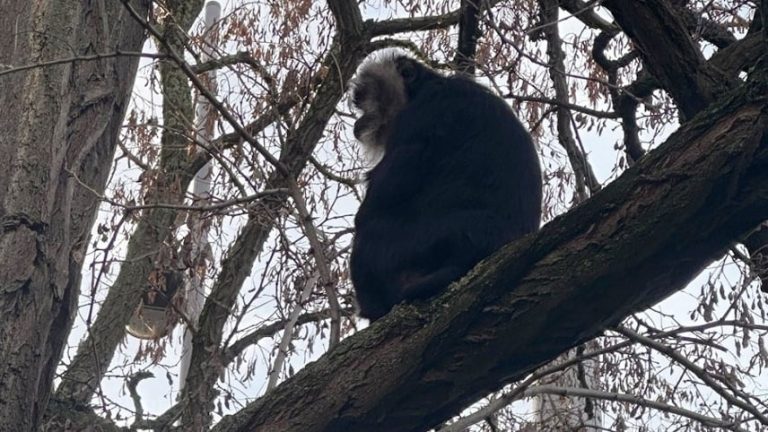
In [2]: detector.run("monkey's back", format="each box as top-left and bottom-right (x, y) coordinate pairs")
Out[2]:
(351, 68), (543, 321)
(388, 75), (542, 238)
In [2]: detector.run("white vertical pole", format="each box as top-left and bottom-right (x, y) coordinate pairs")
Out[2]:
(179, 0), (220, 393)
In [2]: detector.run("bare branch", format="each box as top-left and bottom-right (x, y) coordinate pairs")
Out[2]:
(370, 11), (462, 36)
(289, 182), (342, 349)
(191, 51), (273, 78)
(126, 371), (154, 423)
(0, 51), (164, 78)
(177, 19), (373, 430)
(592, 30), (645, 163)
(225, 308), (355, 363)
(618, 326), (768, 425)
(266, 274), (318, 391)
(536, 0), (601, 200)
(505, 93), (620, 119)
(444, 385), (750, 432)
(120, 0), (290, 175)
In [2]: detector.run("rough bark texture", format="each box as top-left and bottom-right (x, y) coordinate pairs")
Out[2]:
(0, 1), (150, 430)
(212, 81), (768, 432)
(55, 0), (204, 406)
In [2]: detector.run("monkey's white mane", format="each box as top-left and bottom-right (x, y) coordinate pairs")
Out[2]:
(349, 52), (409, 168)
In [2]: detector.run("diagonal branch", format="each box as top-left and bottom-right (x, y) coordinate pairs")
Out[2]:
(559, 0), (615, 31)
(370, 11), (462, 36)
(603, 0), (737, 119)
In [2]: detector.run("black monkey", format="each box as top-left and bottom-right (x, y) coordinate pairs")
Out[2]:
(349, 54), (542, 321)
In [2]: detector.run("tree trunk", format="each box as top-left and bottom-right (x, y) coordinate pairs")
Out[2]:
(0, 1), (150, 430)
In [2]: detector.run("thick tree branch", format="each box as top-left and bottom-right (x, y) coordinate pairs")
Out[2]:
(615, 25), (763, 109)
(708, 33), (765, 77)
(211, 79), (768, 432)
(327, 0), (363, 36)
(43, 399), (127, 432)
(559, 0), (615, 31)
(454, 0), (484, 74)
(603, 0), (737, 119)
(591, 20), (763, 164)
(605, 3), (768, 292)
(369, 11), (462, 37)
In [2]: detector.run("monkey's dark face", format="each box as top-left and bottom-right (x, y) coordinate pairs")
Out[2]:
(349, 55), (407, 150)
(349, 55), (439, 151)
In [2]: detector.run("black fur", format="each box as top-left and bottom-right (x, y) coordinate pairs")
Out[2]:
(350, 55), (542, 321)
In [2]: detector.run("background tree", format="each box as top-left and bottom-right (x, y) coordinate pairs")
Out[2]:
(0, 0), (766, 431)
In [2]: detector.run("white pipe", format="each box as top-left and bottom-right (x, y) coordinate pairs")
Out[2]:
(179, 0), (220, 394)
